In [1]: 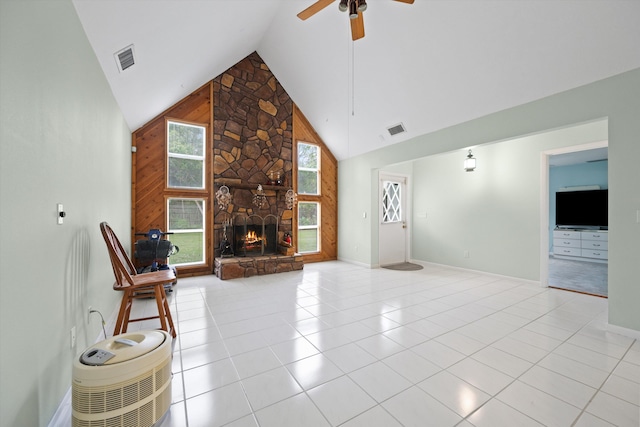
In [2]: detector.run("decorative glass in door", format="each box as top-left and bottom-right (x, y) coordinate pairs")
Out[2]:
(382, 181), (401, 223)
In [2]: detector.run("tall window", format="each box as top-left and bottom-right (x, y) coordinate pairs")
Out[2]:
(167, 198), (205, 265)
(167, 121), (205, 189)
(297, 142), (321, 254)
(298, 202), (319, 253)
(298, 142), (319, 195)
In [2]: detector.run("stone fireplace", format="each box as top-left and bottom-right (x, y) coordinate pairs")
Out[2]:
(212, 52), (302, 279)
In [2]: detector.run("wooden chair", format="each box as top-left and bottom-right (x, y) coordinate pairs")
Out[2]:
(100, 222), (176, 338)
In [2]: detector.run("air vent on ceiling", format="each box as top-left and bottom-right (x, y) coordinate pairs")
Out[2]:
(387, 123), (406, 136)
(114, 44), (136, 72)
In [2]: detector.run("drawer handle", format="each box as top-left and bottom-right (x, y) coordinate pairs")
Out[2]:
(563, 250), (571, 253)
(564, 241), (571, 244)
(593, 244), (600, 247)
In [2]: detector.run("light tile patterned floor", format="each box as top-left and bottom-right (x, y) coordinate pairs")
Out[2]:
(123, 261), (638, 426)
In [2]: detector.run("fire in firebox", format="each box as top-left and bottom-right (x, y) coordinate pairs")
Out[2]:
(244, 230), (265, 251)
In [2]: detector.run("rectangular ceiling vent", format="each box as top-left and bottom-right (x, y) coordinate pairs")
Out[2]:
(114, 44), (136, 73)
(387, 123), (406, 136)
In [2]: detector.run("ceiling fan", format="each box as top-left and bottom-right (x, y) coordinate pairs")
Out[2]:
(298, 0), (415, 41)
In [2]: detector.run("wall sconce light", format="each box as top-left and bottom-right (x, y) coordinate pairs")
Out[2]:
(464, 150), (476, 172)
(285, 189), (298, 210)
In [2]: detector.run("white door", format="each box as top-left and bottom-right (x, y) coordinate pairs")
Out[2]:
(379, 174), (407, 266)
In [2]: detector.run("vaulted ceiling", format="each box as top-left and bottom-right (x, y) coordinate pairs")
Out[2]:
(73, 0), (640, 161)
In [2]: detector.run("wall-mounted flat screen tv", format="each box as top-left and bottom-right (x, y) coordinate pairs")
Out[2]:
(555, 189), (608, 228)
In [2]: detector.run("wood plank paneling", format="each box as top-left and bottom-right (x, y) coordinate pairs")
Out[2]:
(132, 82), (213, 276)
(132, 61), (339, 275)
(293, 105), (338, 263)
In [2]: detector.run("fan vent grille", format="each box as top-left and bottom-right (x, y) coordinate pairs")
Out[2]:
(114, 45), (135, 72)
(72, 357), (171, 427)
(387, 123), (406, 136)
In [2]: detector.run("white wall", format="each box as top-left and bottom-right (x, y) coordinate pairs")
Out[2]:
(339, 69), (640, 332)
(0, 1), (130, 425)
(411, 121), (607, 279)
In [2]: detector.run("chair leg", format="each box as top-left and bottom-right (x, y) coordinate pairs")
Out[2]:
(154, 285), (168, 333)
(162, 289), (176, 338)
(113, 291), (132, 336)
(154, 285), (176, 338)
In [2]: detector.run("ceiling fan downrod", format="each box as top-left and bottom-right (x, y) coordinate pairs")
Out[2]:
(340, 0), (367, 17)
(297, 0), (413, 41)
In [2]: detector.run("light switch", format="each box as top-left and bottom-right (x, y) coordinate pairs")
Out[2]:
(57, 203), (64, 225)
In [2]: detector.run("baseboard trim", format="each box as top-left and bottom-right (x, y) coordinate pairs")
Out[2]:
(607, 322), (640, 340)
(337, 256), (373, 269)
(413, 260), (541, 287)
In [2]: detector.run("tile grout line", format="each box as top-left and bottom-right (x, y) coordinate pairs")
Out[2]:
(569, 339), (638, 427)
(164, 265), (631, 427)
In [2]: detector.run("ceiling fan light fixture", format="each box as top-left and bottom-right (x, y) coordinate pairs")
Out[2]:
(349, 0), (358, 19)
(298, 0), (414, 39)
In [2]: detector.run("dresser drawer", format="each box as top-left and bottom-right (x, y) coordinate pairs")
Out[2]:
(581, 240), (608, 250)
(581, 231), (608, 242)
(553, 230), (581, 239)
(553, 238), (581, 248)
(554, 247), (582, 256)
(581, 249), (608, 260)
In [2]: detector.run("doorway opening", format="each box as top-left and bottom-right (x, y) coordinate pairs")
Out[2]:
(541, 141), (608, 297)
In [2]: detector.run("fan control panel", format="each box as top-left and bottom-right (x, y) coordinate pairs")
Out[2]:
(80, 348), (115, 366)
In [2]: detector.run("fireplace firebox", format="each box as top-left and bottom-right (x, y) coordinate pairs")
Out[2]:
(233, 214), (278, 256)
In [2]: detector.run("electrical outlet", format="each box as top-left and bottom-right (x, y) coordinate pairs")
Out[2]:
(464, 250), (470, 258)
(70, 326), (76, 349)
(87, 306), (92, 324)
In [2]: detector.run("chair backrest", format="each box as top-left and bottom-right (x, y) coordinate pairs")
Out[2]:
(100, 222), (137, 288)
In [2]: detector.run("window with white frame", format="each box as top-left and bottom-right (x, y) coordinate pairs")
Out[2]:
(298, 202), (319, 253)
(167, 198), (205, 265)
(167, 121), (205, 189)
(297, 142), (319, 195)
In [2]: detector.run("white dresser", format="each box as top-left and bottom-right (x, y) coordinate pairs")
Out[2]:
(553, 229), (608, 262)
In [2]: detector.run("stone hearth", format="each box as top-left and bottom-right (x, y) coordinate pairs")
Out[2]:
(214, 254), (303, 280)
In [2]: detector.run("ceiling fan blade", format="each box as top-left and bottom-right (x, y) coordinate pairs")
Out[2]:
(297, 0), (336, 20)
(393, 0), (415, 3)
(350, 12), (365, 41)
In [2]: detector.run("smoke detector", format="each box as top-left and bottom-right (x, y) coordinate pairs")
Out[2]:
(114, 44), (136, 73)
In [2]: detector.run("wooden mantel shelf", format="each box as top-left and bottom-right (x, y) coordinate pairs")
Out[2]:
(215, 178), (290, 192)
